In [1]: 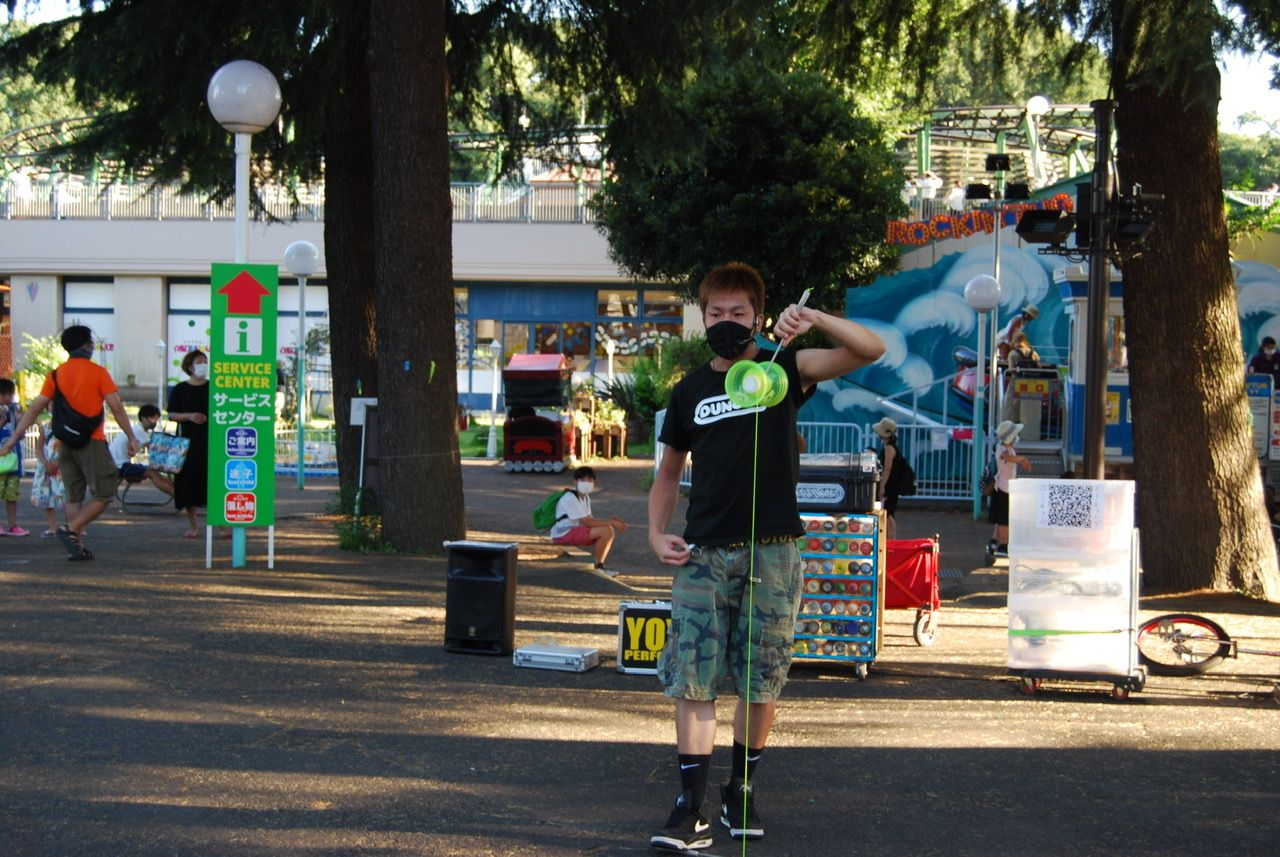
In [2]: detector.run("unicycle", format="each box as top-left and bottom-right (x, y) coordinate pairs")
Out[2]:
(1135, 613), (1233, 676)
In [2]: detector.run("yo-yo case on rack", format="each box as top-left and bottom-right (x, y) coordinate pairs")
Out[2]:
(792, 510), (886, 680)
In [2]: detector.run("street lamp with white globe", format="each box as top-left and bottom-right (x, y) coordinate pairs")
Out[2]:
(154, 339), (167, 410)
(487, 339), (503, 459)
(207, 60), (282, 264)
(207, 60), (281, 568)
(964, 274), (1001, 519)
(284, 240), (321, 490)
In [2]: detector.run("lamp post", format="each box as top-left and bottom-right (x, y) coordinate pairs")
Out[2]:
(486, 339), (502, 459)
(284, 240), (321, 490)
(965, 274), (1001, 520)
(154, 339), (167, 411)
(604, 336), (617, 383)
(208, 60), (281, 568)
(1025, 95), (1051, 188)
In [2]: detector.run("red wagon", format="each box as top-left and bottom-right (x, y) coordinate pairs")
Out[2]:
(884, 536), (941, 646)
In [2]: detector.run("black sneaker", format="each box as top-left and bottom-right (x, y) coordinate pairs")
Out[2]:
(720, 780), (763, 840)
(650, 794), (713, 851)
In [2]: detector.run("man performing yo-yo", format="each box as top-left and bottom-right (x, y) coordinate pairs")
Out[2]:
(647, 262), (885, 851)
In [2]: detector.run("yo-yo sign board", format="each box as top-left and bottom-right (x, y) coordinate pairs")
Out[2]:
(617, 601), (673, 675)
(207, 263), (278, 527)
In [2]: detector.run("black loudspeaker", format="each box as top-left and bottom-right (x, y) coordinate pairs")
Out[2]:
(445, 542), (518, 655)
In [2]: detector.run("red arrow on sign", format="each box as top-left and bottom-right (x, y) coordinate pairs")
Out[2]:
(218, 270), (271, 315)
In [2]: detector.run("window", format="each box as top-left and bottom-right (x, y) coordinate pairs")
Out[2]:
(642, 289), (683, 318)
(1107, 316), (1127, 373)
(470, 321), (499, 366)
(595, 320), (682, 371)
(597, 288), (639, 318)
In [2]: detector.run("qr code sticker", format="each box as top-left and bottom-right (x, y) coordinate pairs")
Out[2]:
(1035, 482), (1101, 530)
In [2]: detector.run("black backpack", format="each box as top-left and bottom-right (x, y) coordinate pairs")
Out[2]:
(49, 368), (104, 449)
(893, 454), (917, 497)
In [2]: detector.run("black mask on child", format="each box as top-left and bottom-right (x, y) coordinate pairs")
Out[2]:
(706, 320), (755, 360)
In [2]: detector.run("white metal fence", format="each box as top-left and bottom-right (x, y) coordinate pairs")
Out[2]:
(1, 177), (602, 224)
(20, 424), (339, 476)
(655, 411), (977, 502)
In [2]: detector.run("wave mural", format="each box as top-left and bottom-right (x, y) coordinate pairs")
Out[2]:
(804, 241), (1280, 430)
(802, 240), (1068, 427)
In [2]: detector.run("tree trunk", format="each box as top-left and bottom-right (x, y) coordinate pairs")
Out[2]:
(1115, 0), (1280, 598)
(368, 0), (465, 549)
(324, 3), (379, 506)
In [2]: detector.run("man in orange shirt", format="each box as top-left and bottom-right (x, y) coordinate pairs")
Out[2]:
(0, 326), (138, 560)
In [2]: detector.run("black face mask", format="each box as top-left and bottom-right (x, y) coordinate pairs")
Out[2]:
(706, 320), (755, 360)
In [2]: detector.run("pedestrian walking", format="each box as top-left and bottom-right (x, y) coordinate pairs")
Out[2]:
(0, 325), (138, 560)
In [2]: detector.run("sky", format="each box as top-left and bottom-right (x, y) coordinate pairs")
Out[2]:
(7, 1), (1280, 135)
(1220, 50), (1280, 133)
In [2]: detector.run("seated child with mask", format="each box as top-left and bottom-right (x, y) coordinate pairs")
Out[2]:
(548, 465), (629, 577)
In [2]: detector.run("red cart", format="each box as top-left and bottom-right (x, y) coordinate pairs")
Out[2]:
(884, 536), (941, 646)
(501, 353), (575, 473)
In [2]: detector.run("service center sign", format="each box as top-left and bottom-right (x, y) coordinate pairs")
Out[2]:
(208, 263), (278, 526)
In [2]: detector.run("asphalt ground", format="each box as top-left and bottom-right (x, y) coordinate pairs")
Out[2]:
(2, 458), (1279, 856)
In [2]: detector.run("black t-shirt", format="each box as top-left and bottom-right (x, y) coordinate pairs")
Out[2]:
(659, 348), (806, 546)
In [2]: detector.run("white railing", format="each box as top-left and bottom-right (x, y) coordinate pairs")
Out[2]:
(0, 176), (600, 224)
(20, 424), (338, 476)
(1227, 190), (1280, 208)
(655, 411), (977, 502)
(274, 428), (338, 475)
(450, 181), (598, 223)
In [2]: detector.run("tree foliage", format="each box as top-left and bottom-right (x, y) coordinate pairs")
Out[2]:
(0, 20), (81, 139)
(597, 67), (904, 319)
(1220, 128), (1280, 190)
(778, 0), (1280, 598)
(0, 0), (745, 551)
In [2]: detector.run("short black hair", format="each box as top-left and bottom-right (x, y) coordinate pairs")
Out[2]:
(138, 404), (161, 420)
(572, 466), (596, 481)
(181, 349), (207, 375)
(0, 378), (14, 395)
(1264, 337), (1277, 348)
(60, 325), (93, 352)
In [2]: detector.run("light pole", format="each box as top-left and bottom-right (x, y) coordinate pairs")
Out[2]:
(284, 240), (321, 490)
(604, 336), (617, 383)
(154, 339), (167, 411)
(965, 274), (1001, 520)
(208, 60), (281, 568)
(486, 339), (502, 459)
(1025, 95), (1051, 188)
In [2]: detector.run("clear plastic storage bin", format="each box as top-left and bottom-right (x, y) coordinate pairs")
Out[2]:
(1007, 479), (1135, 558)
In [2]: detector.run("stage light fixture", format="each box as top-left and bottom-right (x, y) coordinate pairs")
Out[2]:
(1005, 182), (1031, 201)
(1015, 209), (1076, 245)
(1112, 188), (1162, 250)
(965, 183), (992, 200)
(985, 153), (1011, 172)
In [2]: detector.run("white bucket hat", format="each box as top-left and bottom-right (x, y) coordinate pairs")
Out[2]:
(995, 419), (1024, 445)
(872, 417), (898, 439)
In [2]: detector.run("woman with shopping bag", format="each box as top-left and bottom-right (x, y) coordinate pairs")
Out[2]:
(167, 350), (211, 539)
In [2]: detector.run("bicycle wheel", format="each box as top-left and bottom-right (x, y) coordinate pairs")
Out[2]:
(1136, 613), (1232, 676)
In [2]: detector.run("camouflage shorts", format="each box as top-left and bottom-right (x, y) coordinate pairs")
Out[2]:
(658, 539), (803, 703)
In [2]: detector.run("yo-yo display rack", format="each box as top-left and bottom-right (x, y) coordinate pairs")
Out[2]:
(793, 511), (885, 679)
